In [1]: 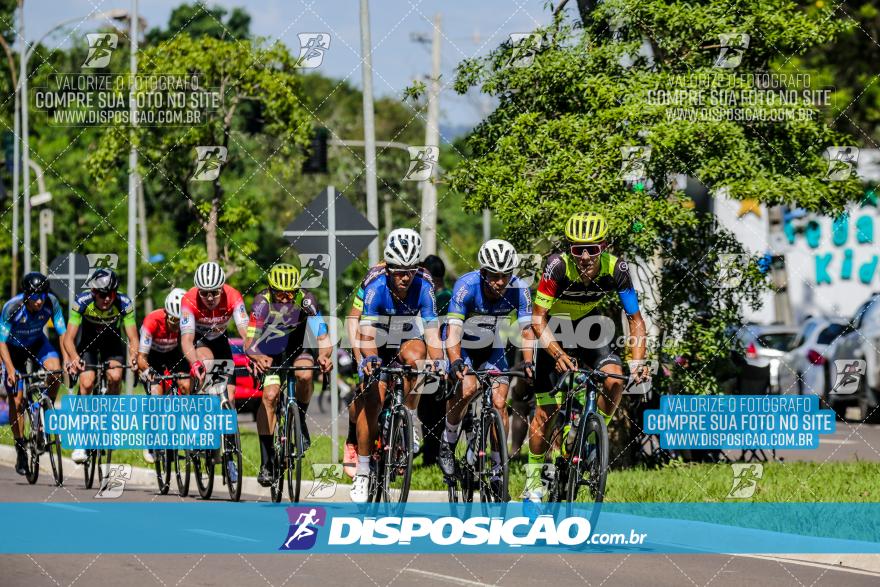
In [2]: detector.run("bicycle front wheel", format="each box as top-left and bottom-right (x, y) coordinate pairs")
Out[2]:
(285, 403), (303, 502)
(97, 450), (113, 488)
(479, 408), (509, 503)
(193, 450), (215, 499)
(155, 449), (172, 495)
(84, 450), (97, 489)
(41, 398), (63, 486)
(224, 432), (243, 502)
(381, 407), (413, 503)
(174, 450), (191, 497)
(24, 408), (39, 485)
(566, 412), (609, 504)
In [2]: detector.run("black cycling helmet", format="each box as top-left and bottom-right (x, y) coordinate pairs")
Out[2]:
(86, 268), (120, 294)
(21, 272), (50, 297)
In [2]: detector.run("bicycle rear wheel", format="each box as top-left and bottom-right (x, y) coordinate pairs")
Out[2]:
(84, 450), (97, 489)
(285, 403), (303, 502)
(224, 432), (243, 502)
(24, 408), (39, 485)
(40, 398), (63, 486)
(174, 450), (191, 497)
(381, 407), (413, 503)
(154, 449), (172, 495)
(193, 450), (215, 499)
(566, 412), (609, 504)
(97, 450), (112, 488)
(479, 408), (509, 502)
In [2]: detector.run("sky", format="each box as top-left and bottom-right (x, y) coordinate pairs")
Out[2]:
(21, 0), (559, 135)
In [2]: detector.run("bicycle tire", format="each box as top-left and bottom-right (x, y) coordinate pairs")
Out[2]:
(84, 450), (97, 489)
(270, 408), (285, 503)
(285, 403), (303, 502)
(193, 450), (215, 499)
(24, 407), (39, 485)
(97, 450), (112, 489)
(155, 449), (172, 495)
(174, 450), (191, 497)
(566, 412), (609, 504)
(41, 398), (63, 486)
(381, 407), (413, 503)
(224, 431), (243, 502)
(479, 408), (509, 503)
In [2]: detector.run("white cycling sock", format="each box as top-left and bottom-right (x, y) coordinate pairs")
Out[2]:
(356, 455), (370, 476)
(443, 418), (461, 444)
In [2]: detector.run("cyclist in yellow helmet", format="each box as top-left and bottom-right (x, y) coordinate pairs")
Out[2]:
(525, 212), (650, 501)
(246, 263), (333, 488)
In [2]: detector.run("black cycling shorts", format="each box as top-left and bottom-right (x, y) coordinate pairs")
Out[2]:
(147, 348), (187, 375)
(194, 334), (233, 361)
(532, 340), (621, 407)
(77, 329), (125, 370)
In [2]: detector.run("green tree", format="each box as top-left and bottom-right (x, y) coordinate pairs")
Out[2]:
(451, 2), (862, 409)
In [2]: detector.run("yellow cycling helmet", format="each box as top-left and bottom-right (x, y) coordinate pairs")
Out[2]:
(267, 263), (301, 291)
(564, 212), (609, 243)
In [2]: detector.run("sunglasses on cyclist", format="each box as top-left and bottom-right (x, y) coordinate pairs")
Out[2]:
(198, 289), (222, 299)
(483, 270), (512, 281)
(386, 265), (417, 275)
(26, 293), (47, 302)
(271, 289), (295, 302)
(570, 242), (607, 257)
(93, 290), (116, 300)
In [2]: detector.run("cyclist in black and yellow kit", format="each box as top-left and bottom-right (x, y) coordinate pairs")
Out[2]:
(527, 212), (650, 501)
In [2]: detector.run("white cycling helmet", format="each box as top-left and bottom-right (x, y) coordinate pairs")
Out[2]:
(164, 288), (187, 319)
(194, 262), (225, 290)
(478, 239), (518, 274)
(384, 228), (422, 267)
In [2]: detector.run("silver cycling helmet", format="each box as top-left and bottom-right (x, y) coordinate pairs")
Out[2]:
(164, 288), (187, 319)
(478, 239), (518, 274)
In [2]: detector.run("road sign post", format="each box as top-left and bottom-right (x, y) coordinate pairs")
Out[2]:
(283, 186), (377, 463)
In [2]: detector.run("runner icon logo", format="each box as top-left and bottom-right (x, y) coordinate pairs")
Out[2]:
(280, 507), (326, 550)
(727, 463), (763, 499)
(83, 34), (118, 69)
(831, 359), (865, 395)
(95, 463), (132, 499)
(307, 464), (343, 499)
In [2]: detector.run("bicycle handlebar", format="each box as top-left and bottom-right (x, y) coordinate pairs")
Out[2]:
(17, 369), (64, 381)
(151, 372), (191, 382)
(548, 366), (632, 396)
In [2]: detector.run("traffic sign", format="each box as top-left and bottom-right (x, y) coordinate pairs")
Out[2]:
(282, 186), (378, 463)
(283, 187), (377, 277)
(47, 253), (91, 302)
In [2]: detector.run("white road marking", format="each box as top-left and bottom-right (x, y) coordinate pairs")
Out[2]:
(732, 554), (880, 577)
(403, 568), (494, 586)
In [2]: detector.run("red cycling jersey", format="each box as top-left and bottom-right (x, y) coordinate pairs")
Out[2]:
(180, 284), (249, 341)
(138, 309), (180, 353)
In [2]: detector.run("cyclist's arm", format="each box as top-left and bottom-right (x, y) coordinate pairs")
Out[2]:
(61, 309), (82, 363)
(626, 310), (648, 361)
(531, 304), (565, 360)
(346, 305), (363, 364)
(0, 341), (15, 380)
(179, 302), (198, 367)
(124, 321), (139, 366)
(137, 320), (154, 372)
(418, 279), (443, 362)
(445, 278), (472, 365)
(230, 291), (250, 340)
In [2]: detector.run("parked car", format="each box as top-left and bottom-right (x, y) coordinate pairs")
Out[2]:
(776, 317), (847, 396)
(229, 337), (261, 416)
(734, 324), (799, 393)
(823, 293), (880, 422)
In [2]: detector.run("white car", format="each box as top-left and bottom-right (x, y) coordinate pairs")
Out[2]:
(735, 324), (799, 393)
(776, 318), (847, 396)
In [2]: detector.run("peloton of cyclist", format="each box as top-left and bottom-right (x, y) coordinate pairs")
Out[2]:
(245, 263), (333, 487)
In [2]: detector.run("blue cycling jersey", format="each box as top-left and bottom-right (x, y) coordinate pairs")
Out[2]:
(447, 271), (532, 328)
(0, 293), (66, 347)
(360, 274), (438, 325)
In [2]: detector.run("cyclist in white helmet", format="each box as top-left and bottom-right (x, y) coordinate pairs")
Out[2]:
(439, 239), (535, 498)
(180, 261), (250, 396)
(137, 288), (190, 463)
(350, 228), (445, 502)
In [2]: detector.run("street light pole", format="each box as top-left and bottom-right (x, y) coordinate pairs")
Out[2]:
(359, 0), (379, 265)
(419, 13), (442, 256)
(126, 0), (139, 392)
(19, 0), (30, 275)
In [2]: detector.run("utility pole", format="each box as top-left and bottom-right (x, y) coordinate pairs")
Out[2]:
(19, 0), (30, 274)
(414, 13), (442, 255)
(359, 0), (379, 265)
(127, 0), (139, 392)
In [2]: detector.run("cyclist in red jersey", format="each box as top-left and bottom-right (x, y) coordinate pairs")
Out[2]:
(180, 262), (249, 404)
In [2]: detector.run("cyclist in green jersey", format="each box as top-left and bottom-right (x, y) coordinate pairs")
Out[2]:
(527, 212), (651, 501)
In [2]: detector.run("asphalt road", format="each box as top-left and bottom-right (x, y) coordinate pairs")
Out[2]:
(0, 465), (878, 586)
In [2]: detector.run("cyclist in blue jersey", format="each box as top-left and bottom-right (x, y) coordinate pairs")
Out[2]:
(351, 228), (445, 502)
(0, 273), (67, 475)
(440, 240), (536, 480)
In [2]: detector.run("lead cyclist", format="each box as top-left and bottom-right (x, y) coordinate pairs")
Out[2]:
(527, 211), (651, 501)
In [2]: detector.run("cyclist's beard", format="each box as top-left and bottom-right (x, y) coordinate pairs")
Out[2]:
(576, 257), (601, 282)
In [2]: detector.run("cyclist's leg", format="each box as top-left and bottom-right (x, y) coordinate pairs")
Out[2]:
(485, 346), (511, 434)
(102, 332), (126, 394)
(4, 344), (30, 448)
(257, 356), (280, 477)
(35, 335), (63, 402)
(76, 344), (98, 395)
(399, 339), (427, 451)
(292, 352), (316, 449)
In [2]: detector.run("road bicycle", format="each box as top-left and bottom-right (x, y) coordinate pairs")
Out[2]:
(190, 377), (243, 502)
(364, 363), (441, 503)
(445, 369), (519, 503)
(261, 365), (323, 503)
(77, 362), (128, 490)
(16, 366), (64, 486)
(143, 371), (192, 496)
(544, 366), (630, 506)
